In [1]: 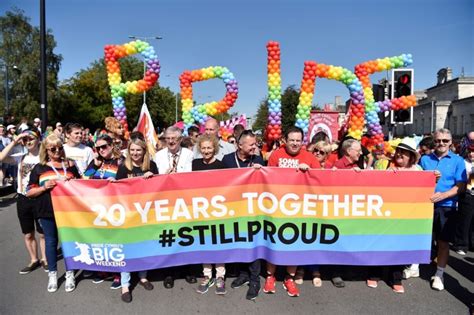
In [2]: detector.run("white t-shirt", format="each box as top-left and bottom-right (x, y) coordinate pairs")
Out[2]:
(63, 143), (94, 175)
(17, 153), (40, 195)
(154, 147), (193, 174)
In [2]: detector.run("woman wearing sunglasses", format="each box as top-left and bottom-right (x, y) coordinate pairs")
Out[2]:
(26, 134), (81, 293)
(116, 132), (158, 303)
(83, 134), (124, 287)
(369, 137), (421, 294)
(0, 128), (48, 275)
(311, 141), (334, 169)
(83, 134), (123, 180)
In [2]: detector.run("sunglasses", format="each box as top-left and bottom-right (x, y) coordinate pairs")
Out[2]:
(95, 144), (110, 151)
(47, 147), (63, 153)
(237, 130), (254, 143)
(434, 139), (451, 144)
(314, 149), (326, 155)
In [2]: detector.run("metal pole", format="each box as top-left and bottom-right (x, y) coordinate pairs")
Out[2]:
(175, 93), (178, 123)
(40, 0), (48, 130)
(4, 64), (8, 118)
(143, 61), (146, 104)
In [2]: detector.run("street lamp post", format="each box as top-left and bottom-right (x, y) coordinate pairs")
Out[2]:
(128, 35), (162, 105)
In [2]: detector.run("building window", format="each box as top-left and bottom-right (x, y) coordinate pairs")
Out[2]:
(460, 115), (464, 134)
(421, 118), (424, 134)
(470, 114), (474, 130)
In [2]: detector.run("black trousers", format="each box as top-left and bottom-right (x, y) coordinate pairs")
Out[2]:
(238, 260), (261, 285)
(454, 193), (474, 251)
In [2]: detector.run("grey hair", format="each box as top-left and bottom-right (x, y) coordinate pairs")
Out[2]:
(165, 126), (183, 137)
(341, 139), (359, 154)
(434, 128), (452, 139)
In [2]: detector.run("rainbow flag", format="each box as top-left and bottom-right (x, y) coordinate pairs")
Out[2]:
(51, 168), (435, 272)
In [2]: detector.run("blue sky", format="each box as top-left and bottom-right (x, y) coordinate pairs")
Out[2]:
(2, 0), (473, 119)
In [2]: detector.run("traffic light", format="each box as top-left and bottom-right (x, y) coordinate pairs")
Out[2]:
(390, 69), (414, 124)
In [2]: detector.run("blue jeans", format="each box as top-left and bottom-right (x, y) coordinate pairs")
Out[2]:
(121, 271), (147, 288)
(39, 218), (69, 272)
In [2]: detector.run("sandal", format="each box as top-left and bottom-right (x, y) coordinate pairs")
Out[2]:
(163, 276), (174, 289)
(366, 280), (378, 288)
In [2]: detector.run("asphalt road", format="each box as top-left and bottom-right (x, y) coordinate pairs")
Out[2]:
(0, 193), (472, 315)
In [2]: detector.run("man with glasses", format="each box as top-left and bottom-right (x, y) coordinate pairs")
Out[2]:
(154, 126), (195, 288)
(418, 128), (467, 291)
(155, 126), (193, 174)
(194, 118), (235, 161)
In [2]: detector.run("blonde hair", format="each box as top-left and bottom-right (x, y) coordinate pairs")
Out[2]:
(39, 134), (65, 165)
(105, 117), (122, 135)
(314, 141), (332, 155)
(124, 137), (151, 172)
(196, 134), (220, 155)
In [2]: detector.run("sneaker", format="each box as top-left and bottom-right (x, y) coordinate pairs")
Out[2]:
(431, 275), (444, 291)
(455, 249), (467, 256)
(82, 270), (94, 278)
(196, 277), (215, 294)
(215, 277), (227, 295)
(294, 269), (304, 285)
(246, 283), (260, 300)
(392, 284), (405, 293)
(263, 275), (276, 294)
(110, 275), (122, 289)
(41, 260), (49, 273)
(283, 277), (300, 297)
(231, 276), (249, 289)
(93, 272), (113, 284)
(19, 260), (40, 275)
(402, 268), (419, 279)
(65, 271), (76, 292)
(47, 271), (58, 293)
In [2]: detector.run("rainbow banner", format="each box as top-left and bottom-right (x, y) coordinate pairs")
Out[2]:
(51, 168), (435, 272)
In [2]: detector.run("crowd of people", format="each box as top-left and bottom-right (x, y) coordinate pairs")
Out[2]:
(1, 116), (473, 304)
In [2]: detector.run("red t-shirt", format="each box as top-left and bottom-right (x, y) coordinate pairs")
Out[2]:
(268, 147), (321, 168)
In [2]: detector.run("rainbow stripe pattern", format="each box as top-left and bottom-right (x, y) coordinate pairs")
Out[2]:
(52, 168), (435, 272)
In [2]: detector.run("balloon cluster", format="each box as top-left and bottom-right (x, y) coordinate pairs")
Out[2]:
(355, 54), (414, 148)
(180, 66), (238, 133)
(296, 61), (365, 140)
(104, 40), (160, 132)
(266, 41), (282, 140)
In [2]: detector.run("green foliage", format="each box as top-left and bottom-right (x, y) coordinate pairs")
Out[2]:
(0, 8), (62, 123)
(58, 57), (180, 130)
(252, 85), (300, 134)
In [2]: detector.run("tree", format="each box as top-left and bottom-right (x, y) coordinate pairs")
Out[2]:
(0, 8), (62, 123)
(59, 57), (180, 130)
(252, 85), (300, 134)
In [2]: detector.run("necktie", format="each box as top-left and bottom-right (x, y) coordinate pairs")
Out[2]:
(171, 153), (178, 173)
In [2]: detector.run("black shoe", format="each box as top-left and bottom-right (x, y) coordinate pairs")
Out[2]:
(185, 275), (197, 284)
(331, 276), (345, 288)
(231, 276), (249, 289)
(19, 260), (40, 275)
(121, 291), (132, 303)
(138, 280), (154, 291)
(246, 283), (260, 300)
(163, 276), (174, 289)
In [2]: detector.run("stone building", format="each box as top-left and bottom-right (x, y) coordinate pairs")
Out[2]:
(395, 68), (474, 138)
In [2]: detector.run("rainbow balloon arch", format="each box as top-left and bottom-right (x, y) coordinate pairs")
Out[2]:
(104, 40), (416, 149)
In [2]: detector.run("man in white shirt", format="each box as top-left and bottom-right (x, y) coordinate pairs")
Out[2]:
(193, 118), (235, 161)
(63, 123), (94, 176)
(155, 126), (193, 174)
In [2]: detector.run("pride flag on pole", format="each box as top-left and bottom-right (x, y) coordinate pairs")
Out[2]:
(134, 102), (158, 155)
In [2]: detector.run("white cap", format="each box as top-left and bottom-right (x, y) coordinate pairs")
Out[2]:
(7, 124), (16, 131)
